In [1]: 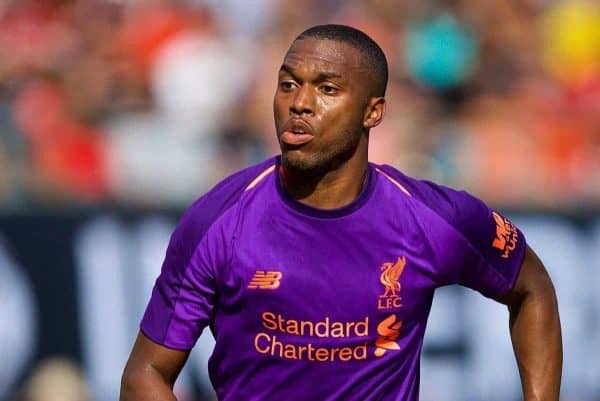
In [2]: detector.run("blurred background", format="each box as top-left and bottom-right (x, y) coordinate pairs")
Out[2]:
(0, 0), (598, 400)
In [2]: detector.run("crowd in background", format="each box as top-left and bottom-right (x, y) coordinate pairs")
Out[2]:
(0, 0), (599, 210)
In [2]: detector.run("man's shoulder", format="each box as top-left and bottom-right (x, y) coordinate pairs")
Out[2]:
(173, 157), (279, 247)
(373, 163), (490, 234)
(374, 163), (470, 206)
(190, 156), (277, 210)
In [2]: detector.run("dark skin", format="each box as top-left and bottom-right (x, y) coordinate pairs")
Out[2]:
(120, 38), (562, 401)
(496, 247), (562, 401)
(273, 38), (385, 209)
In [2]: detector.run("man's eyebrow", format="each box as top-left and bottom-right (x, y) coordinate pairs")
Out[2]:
(279, 64), (343, 81)
(279, 64), (294, 75)
(316, 71), (342, 80)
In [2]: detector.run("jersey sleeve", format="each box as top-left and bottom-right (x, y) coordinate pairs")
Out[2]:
(140, 157), (277, 350)
(140, 217), (223, 350)
(377, 165), (527, 299)
(437, 189), (526, 298)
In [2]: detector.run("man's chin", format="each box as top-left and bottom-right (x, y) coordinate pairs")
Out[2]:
(281, 151), (321, 172)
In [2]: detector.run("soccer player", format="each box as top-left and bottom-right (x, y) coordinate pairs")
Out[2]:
(120, 25), (562, 401)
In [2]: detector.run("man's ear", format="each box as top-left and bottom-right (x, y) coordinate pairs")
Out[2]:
(363, 97), (386, 129)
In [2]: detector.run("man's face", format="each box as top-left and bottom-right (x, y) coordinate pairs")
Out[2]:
(273, 38), (373, 171)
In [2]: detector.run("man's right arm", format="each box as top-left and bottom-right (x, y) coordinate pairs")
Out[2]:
(120, 332), (190, 401)
(120, 159), (276, 400)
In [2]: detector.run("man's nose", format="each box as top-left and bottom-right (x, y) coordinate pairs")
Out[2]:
(290, 85), (314, 116)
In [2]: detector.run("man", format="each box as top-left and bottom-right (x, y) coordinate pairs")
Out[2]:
(120, 25), (562, 401)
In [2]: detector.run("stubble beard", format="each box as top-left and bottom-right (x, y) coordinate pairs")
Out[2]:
(280, 129), (363, 176)
(281, 151), (323, 172)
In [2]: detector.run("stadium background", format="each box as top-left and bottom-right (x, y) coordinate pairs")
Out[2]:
(0, 0), (598, 400)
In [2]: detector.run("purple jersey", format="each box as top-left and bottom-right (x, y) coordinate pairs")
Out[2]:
(141, 156), (526, 401)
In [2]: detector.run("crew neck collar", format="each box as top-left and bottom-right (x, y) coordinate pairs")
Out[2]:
(274, 157), (377, 219)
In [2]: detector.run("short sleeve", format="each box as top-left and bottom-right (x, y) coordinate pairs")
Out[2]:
(438, 189), (527, 298)
(140, 222), (220, 351)
(376, 164), (527, 299)
(138, 157), (278, 350)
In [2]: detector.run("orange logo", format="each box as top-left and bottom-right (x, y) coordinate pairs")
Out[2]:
(491, 212), (518, 258)
(374, 314), (402, 357)
(248, 271), (282, 289)
(378, 256), (405, 310)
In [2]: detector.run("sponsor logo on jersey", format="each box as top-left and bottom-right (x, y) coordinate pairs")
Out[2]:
(378, 256), (405, 310)
(374, 314), (402, 357)
(254, 312), (369, 362)
(491, 212), (518, 258)
(253, 312), (403, 362)
(248, 271), (282, 289)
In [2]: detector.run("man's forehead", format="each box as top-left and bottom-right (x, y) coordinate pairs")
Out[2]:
(282, 38), (367, 73)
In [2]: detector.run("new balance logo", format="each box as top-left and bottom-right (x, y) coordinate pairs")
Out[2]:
(248, 271), (282, 290)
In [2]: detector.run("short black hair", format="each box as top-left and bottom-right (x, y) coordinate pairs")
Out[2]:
(296, 24), (389, 97)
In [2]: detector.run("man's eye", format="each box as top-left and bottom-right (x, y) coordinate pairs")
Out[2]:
(280, 81), (295, 90)
(321, 85), (338, 94)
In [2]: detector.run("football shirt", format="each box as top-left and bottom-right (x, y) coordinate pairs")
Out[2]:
(141, 156), (526, 401)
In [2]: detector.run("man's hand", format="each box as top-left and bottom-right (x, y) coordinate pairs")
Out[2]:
(120, 332), (190, 401)
(496, 246), (562, 401)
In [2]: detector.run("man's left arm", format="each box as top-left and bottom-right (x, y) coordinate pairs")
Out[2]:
(496, 245), (562, 401)
(397, 180), (564, 399)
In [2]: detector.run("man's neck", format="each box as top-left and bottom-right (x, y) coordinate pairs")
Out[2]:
(280, 153), (368, 210)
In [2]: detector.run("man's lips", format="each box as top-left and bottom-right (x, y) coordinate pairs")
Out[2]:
(280, 131), (314, 146)
(280, 119), (315, 146)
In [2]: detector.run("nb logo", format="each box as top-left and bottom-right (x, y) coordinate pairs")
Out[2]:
(248, 271), (282, 290)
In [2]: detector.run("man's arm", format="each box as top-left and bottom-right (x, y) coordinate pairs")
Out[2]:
(120, 332), (190, 401)
(496, 246), (562, 401)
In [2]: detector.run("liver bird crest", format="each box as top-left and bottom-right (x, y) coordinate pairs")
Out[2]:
(380, 256), (406, 298)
